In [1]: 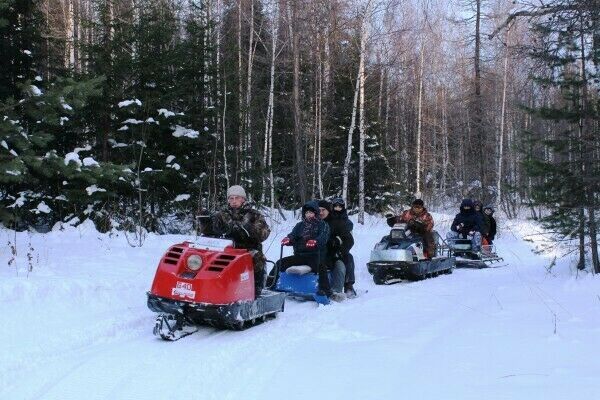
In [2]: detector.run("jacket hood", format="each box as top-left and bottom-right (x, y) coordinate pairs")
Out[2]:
(460, 198), (474, 212)
(302, 200), (321, 216)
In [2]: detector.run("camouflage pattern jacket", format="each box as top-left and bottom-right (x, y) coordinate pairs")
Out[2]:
(202, 203), (270, 252)
(387, 208), (434, 232)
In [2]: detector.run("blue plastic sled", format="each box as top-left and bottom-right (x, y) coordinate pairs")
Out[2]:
(274, 271), (331, 305)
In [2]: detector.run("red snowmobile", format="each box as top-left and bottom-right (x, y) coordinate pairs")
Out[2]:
(147, 236), (286, 340)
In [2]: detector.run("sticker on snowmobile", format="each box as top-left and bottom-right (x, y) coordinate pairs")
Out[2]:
(172, 281), (196, 300)
(189, 237), (233, 251)
(240, 272), (249, 282)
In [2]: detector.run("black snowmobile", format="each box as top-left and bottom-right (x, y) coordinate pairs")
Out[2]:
(367, 223), (455, 285)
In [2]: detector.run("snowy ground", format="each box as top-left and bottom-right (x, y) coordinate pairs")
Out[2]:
(1, 211), (599, 400)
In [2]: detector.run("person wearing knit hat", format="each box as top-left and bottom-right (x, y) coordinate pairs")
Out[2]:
(227, 185), (247, 199)
(199, 184), (270, 298)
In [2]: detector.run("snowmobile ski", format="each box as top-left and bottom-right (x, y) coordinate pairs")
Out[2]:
(153, 314), (199, 341)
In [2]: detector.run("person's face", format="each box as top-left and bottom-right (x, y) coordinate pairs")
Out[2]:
(228, 195), (245, 209)
(333, 204), (343, 212)
(463, 206), (472, 211)
(319, 207), (329, 219)
(412, 205), (424, 214)
(305, 210), (316, 220)
(484, 209), (492, 215)
(475, 205), (481, 211)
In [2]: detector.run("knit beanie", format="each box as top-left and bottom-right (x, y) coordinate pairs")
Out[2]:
(227, 185), (247, 199)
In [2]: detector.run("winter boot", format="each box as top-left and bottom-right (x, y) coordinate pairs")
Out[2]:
(329, 292), (346, 302)
(344, 283), (357, 299)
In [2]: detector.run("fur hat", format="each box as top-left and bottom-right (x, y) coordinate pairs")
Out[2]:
(227, 185), (247, 199)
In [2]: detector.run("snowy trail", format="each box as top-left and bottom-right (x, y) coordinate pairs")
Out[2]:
(2, 215), (600, 399)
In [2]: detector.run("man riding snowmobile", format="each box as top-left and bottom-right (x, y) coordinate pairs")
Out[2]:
(385, 199), (436, 258)
(446, 198), (483, 251)
(199, 185), (270, 297)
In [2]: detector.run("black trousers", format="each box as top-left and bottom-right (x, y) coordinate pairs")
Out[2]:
(342, 253), (355, 285)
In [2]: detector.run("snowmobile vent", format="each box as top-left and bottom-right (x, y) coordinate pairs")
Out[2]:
(207, 254), (236, 272)
(163, 246), (184, 265)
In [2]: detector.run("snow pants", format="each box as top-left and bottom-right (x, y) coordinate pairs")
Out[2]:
(446, 231), (482, 252)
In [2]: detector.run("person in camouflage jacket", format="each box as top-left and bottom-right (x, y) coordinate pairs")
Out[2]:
(200, 185), (270, 297)
(385, 199), (436, 257)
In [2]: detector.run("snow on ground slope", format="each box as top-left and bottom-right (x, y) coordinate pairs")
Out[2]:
(1, 212), (599, 400)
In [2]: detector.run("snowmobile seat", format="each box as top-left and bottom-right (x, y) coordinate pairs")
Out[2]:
(285, 265), (312, 275)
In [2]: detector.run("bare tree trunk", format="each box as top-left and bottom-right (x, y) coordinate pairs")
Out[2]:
(287, 0), (307, 205)
(441, 87), (449, 195)
(496, 27), (510, 205)
(262, 1), (278, 206)
(357, 2), (371, 224)
(237, 0), (243, 182)
(317, 56), (323, 198)
(377, 53), (383, 123)
(342, 65), (360, 205)
(216, 0), (228, 189)
(244, 0), (256, 180)
(474, 0), (485, 191)
(357, 41), (366, 224)
(415, 43), (425, 198)
(223, 80), (230, 188)
(64, 0), (75, 69)
(384, 68), (390, 147)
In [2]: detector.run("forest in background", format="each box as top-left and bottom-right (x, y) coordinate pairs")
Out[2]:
(1, 0), (598, 270)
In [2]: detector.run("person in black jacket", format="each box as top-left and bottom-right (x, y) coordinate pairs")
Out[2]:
(329, 197), (357, 297)
(318, 200), (351, 300)
(473, 200), (490, 237)
(446, 198), (483, 251)
(483, 205), (497, 244)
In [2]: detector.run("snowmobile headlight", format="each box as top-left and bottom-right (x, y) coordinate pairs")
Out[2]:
(187, 254), (203, 271)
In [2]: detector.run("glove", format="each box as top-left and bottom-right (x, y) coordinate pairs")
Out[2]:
(306, 239), (317, 248)
(281, 237), (291, 246)
(384, 212), (395, 219)
(231, 223), (249, 239)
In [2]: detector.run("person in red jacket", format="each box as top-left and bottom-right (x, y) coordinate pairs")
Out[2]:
(385, 199), (436, 257)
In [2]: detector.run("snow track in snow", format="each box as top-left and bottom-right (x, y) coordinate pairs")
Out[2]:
(2, 213), (600, 400)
